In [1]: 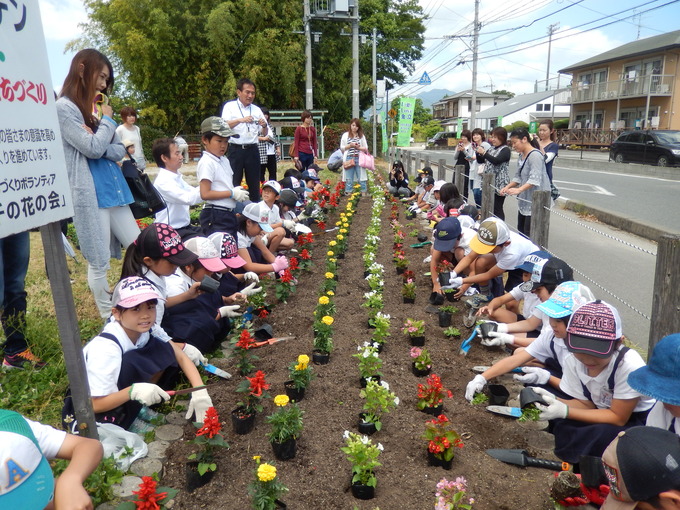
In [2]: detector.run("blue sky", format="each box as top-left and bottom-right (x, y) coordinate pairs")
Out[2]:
(39, 0), (680, 97)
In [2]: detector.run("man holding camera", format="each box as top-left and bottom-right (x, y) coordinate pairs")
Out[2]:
(222, 78), (267, 202)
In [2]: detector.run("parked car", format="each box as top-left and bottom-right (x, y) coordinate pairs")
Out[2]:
(427, 131), (457, 148)
(609, 130), (680, 167)
(390, 132), (415, 144)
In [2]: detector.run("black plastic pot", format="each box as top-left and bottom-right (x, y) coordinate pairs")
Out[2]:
(185, 461), (216, 492)
(519, 387), (548, 409)
(358, 413), (377, 435)
(411, 362), (431, 377)
(438, 272), (452, 287)
(429, 292), (445, 306)
(271, 438), (297, 461)
(403, 297), (415, 304)
(488, 384), (510, 406)
(410, 336), (425, 347)
(417, 233), (428, 242)
(312, 350), (330, 365)
(284, 381), (305, 402)
(396, 266), (405, 275)
(478, 321), (499, 339)
(444, 291), (458, 302)
(421, 403), (444, 416)
(438, 311), (452, 327)
(231, 407), (256, 435)
(360, 375), (381, 388)
(427, 451), (453, 470)
(351, 481), (376, 500)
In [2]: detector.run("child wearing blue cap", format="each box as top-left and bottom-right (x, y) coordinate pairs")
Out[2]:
(0, 409), (102, 509)
(628, 333), (680, 435)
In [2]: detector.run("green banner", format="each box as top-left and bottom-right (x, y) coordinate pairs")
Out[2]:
(456, 118), (463, 137)
(529, 121), (538, 134)
(397, 97), (416, 147)
(380, 111), (388, 154)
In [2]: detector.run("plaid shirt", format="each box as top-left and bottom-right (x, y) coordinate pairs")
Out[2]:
(258, 124), (280, 164)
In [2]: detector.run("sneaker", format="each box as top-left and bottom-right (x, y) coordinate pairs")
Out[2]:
(423, 255), (432, 264)
(461, 293), (493, 309)
(2, 349), (46, 369)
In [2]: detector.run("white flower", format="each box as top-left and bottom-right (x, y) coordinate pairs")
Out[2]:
(377, 443), (384, 451)
(362, 350), (370, 358)
(372, 342), (380, 349)
(380, 380), (390, 390)
(343, 430), (350, 439)
(394, 396), (400, 405)
(360, 435), (369, 444)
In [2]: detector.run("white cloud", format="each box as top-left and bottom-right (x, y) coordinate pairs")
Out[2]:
(38, 0), (87, 42)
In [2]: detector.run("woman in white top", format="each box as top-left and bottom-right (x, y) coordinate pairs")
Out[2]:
(115, 106), (146, 170)
(340, 118), (368, 194)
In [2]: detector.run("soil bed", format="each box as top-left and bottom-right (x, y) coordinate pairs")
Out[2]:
(162, 191), (557, 509)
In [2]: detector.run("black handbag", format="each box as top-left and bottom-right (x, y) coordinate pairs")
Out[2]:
(121, 150), (166, 219)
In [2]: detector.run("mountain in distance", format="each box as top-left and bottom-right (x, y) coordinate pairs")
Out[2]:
(414, 88), (455, 109)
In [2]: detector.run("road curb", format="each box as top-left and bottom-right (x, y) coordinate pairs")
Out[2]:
(556, 155), (680, 181)
(557, 197), (680, 242)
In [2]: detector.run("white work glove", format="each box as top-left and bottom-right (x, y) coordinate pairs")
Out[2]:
(261, 233), (269, 246)
(243, 271), (260, 285)
(240, 282), (263, 297)
(513, 367), (551, 385)
(232, 186), (249, 202)
(219, 305), (242, 318)
(271, 256), (289, 272)
(533, 387), (569, 420)
(480, 331), (515, 347)
(496, 323), (509, 334)
(185, 389), (213, 423)
(465, 374), (487, 401)
(283, 219), (296, 230)
(129, 383), (170, 406)
(441, 277), (464, 290)
(182, 343), (207, 366)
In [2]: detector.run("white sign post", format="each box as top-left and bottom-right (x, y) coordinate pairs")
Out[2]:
(0, 0), (97, 437)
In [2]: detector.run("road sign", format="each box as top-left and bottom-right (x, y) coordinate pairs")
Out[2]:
(388, 108), (397, 119)
(418, 72), (431, 85)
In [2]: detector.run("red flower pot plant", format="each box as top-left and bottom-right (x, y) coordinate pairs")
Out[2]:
(422, 414), (464, 469)
(187, 407), (229, 476)
(416, 373), (453, 414)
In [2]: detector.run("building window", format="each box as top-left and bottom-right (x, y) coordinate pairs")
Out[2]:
(467, 100), (481, 112)
(536, 104), (544, 112)
(544, 103), (551, 111)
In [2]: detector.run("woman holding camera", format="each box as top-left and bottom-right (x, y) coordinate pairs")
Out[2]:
(388, 161), (412, 197)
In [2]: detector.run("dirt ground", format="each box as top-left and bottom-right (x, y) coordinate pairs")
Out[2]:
(162, 190), (561, 509)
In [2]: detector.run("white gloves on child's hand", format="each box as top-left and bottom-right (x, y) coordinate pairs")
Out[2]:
(241, 282), (263, 297)
(271, 256), (288, 273)
(185, 389), (213, 423)
(533, 387), (568, 420)
(513, 367), (551, 385)
(480, 331), (515, 347)
(243, 272), (260, 285)
(219, 305), (242, 318)
(465, 375), (487, 401)
(232, 186), (249, 202)
(130, 383), (170, 406)
(441, 277), (464, 290)
(183, 343), (207, 366)
(283, 219), (296, 230)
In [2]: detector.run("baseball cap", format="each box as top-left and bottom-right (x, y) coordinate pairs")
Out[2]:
(137, 223), (199, 266)
(628, 333), (680, 405)
(601, 426), (680, 509)
(279, 188), (302, 208)
(519, 256), (573, 292)
(433, 217), (462, 252)
(432, 180), (447, 192)
(458, 204), (479, 220)
(279, 176), (304, 195)
(421, 176), (435, 187)
(516, 250), (551, 273)
(122, 139), (135, 149)
(536, 281), (595, 319)
(262, 180), (281, 195)
(183, 236), (228, 272)
(418, 167), (433, 176)
(307, 163), (323, 173)
(200, 116), (238, 138)
(0, 410), (55, 508)
(242, 203), (274, 233)
(208, 232), (247, 269)
(301, 169), (320, 181)
(566, 300), (623, 358)
(112, 276), (163, 308)
(469, 217), (510, 255)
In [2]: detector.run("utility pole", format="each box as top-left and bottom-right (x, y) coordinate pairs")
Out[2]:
(372, 27), (377, 155)
(304, 0), (313, 109)
(470, 0), (480, 129)
(351, 0), (360, 119)
(546, 23), (559, 91)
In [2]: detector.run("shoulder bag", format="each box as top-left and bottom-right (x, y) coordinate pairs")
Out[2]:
(359, 151), (375, 171)
(121, 152), (166, 219)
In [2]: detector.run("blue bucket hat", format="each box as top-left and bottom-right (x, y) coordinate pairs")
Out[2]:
(628, 333), (680, 405)
(535, 281), (595, 319)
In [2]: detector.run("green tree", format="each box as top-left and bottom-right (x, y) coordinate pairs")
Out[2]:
(493, 89), (515, 98)
(73, 0), (425, 132)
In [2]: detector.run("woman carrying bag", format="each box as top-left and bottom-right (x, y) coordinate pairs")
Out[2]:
(340, 118), (369, 194)
(293, 110), (318, 172)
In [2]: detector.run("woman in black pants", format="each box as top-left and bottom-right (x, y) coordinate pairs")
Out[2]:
(475, 126), (510, 220)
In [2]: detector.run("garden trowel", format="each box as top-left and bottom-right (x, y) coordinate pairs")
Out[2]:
(200, 363), (232, 379)
(486, 449), (570, 471)
(251, 336), (295, 348)
(486, 405), (522, 418)
(459, 328), (478, 356)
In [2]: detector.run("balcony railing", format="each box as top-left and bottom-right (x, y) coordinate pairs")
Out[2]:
(560, 75), (674, 104)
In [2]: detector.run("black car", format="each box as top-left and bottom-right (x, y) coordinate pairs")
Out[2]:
(427, 131), (457, 148)
(609, 130), (680, 167)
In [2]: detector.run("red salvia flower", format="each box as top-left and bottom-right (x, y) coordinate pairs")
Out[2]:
(247, 370), (270, 397)
(289, 257), (299, 270)
(319, 199), (327, 208)
(236, 329), (254, 350)
(133, 476), (168, 510)
(196, 407), (222, 438)
(317, 220), (326, 231)
(279, 269), (294, 283)
(300, 249), (311, 260)
(257, 308), (270, 319)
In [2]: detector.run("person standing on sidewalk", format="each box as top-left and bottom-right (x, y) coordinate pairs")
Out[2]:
(293, 110), (318, 172)
(475, 127), (511, 220)
(221, 78), (267, 202)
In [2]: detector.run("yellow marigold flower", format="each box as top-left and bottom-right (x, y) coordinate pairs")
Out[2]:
(298, 354), (310, 365)
(329, 240), (337, 246)
(322, 315), (334, 325)
(253, 455), (261, 462)
(340, 212), (346, 217)
(318, 296), (330, 305)
(329, 258), (337, 263)
(335, 221), (342, 226)
(336, 234), (344, 241)
(295, 363), (306, 370)
(325, 272), (334, 279)
(327, 290), (335, 296)
(274, 394), (289, 407)
(340, 228), (347, 233)
(327, 250), (334, 256)
(257, 463), (277, 482)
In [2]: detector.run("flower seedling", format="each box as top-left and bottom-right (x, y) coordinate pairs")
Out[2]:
(443, 326), (462, 338)
(341, 431), (383, 488)
(370, 312), (391, 346)
(236, 370), (271, 415)
(266, 395), (304, 444)
(439, 305), (458, 314)
(402, 279), (417, 299)
(288, 354), (314, 390)
(402, 318), (425, 337)
(248, 456), (288, 510)
(417, 373), (454, 411)
(354, 342), (383, 379)
(313, 315), (334, 354)
(410, 346), (432, 371)
(422, 414), (464, 462)
(230, 328), (259, 376)
(470, 392), (489, 405)
(187, 407), (229, 475)
(518, 405), (542, 423)
(359, 379), (399, 431)
(116, 476), (178, 510)
(274, 268), (296, 303)
(435, 476), (475, 509)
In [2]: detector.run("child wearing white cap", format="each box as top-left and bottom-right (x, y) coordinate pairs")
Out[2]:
(258, 180), (295, 253)
(75, 277), (213, 432)
(236, 203), (289, 276)
(0, 409), (102, 509)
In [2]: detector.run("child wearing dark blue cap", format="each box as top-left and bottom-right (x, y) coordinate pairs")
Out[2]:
(628, 333), (680, 435)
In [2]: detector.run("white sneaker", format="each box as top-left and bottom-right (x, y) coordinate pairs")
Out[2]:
(423, 255), (432, 264)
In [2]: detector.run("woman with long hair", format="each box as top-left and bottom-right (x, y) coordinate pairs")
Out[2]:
(537, 119), (559, 183)
(470, 128), (491, 208)
(475, 126), (511, 220)
(56, 49), (139, 317)
(293, 110), (318, 171)
(340, 118), (368, 194)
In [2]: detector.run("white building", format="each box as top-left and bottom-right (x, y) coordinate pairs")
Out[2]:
(474, 90), (570, 131)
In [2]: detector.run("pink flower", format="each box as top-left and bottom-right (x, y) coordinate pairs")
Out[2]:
(410, 347), (422, 358)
